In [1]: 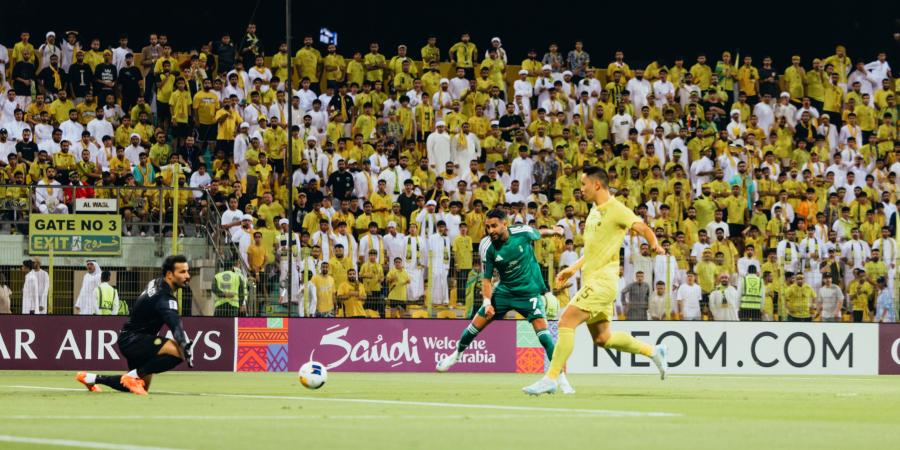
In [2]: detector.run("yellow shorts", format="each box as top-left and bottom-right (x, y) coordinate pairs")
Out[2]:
(570, 281), (616, 324)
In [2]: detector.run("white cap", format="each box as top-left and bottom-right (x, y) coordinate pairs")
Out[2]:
(129, 133), (140, 139)
(347, 159), (357, 164)
(241, 214), (254, 221)
(732, 138), (744, 147)
(279, 218), (289, 226)
(306, 135), (317, 142)
(780, 91), (790, 98)
(426, 200), (437, 206)
(46, 31), (56, 38)
(541, 64), (552, 71)
(387, 221), (397, 228)
(435, 120), (446, 127)
(730, 109), (741, 116)
(239, 122), (249, 129)
(518, 69), (528, 75)
(490, 120), (500, 126)
(439, 78), (450, 84)
(491, 37), (501, 43)
(562, 70), (573, 77)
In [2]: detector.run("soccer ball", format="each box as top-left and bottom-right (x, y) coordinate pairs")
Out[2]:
(298, 361), (327, 389)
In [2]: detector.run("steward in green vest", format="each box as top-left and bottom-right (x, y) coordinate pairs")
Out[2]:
(213, 264), (247, 316)
(94, 271), (127, 315)
(739, 265), (764, 321)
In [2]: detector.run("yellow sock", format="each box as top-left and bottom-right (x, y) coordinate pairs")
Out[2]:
(604, 331), (654, 357)
(547, 327), (574, 380)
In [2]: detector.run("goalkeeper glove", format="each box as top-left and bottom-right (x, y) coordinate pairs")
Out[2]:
(181, 340), (194, 368)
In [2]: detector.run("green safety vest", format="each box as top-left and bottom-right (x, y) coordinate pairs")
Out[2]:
(741, 274), (763, 309)
(96, 284), (118, 315)
(214, 270), (245, 307)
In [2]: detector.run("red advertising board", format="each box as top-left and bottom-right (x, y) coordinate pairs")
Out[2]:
(879, 324), (900, 375)
(287, 318), (517, 372)
(0, 316), (234, 371)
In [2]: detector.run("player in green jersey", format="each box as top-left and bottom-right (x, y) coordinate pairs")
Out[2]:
(436, 208), (575, 393)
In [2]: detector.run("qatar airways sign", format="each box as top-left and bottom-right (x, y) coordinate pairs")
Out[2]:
(288, 319), (516, 372)
(0, 316), (234, 371)
(569, 322), (880, 375)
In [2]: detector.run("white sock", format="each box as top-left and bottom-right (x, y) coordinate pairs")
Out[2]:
(126, 369), (138, 378)
(84, 373), (97, 384)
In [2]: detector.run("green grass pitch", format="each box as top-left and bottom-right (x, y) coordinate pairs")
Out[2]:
(1, 371), (898, 449)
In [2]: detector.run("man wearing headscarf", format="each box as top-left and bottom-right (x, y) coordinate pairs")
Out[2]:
(75, 259), (103, 314)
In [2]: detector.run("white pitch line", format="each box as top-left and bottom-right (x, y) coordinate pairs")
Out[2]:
(0, 434), (184, 450)
(0, 385), (681, 418)
(0, 414), (570, 421)
(2, 385), (84, 392)
(187, 391), (680, 417)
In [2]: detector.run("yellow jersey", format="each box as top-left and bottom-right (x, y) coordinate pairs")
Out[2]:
(169, 89), (192, 124)
(295, 47), (322, 82)
(582, 197), (640, 286)
(192, 90), (220, 125)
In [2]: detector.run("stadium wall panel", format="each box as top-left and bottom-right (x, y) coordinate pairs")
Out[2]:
(3, 318), (897, 375)
(569, 322), (880, 375)
(0, 316), (234, 371)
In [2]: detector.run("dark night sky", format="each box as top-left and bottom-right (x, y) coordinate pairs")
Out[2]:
(2, 0), (897, 69)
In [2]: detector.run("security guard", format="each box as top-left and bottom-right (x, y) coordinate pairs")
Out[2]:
(94, 271), (127, 315)
(213, 262), (247, 316)
(738, 265), (765, 321)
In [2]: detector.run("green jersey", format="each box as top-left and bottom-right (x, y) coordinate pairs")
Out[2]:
(480, 225), (547, 299)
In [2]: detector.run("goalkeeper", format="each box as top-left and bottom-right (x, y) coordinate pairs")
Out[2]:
(75, 255), (194, 395)
(437, 209), (574, 394)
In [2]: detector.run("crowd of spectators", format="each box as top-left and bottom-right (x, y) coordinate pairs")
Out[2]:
(0, 26), (897, 321)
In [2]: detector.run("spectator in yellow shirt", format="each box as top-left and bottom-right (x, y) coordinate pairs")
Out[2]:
(452, 223), (473, 306)
(386, 257), (410, 314)
(169, 78), (193, 147)
(337, 269), (367, 318)
(359, 250), (385, 316)
(311, 263), (336, 317)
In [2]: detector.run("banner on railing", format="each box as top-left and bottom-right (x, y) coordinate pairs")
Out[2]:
(0, 316), (234, 371)
(569, 322), (880, 375)
(29, 214), (123, 255)
(75, 198), (118, 213)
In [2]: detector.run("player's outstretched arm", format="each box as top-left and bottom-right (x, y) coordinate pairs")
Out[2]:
(539, 226), (566, 238)
(632, 221), (664, 254)
(158, 301), (193, 367)
(556, 255), (585, 287)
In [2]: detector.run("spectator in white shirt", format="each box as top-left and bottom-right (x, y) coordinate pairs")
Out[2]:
(676, 272), (703, 320)
(35, 167), (68, 214)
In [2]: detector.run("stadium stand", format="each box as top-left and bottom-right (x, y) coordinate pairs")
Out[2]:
(0, 28), (897, 322)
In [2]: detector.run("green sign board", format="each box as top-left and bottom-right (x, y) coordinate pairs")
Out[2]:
(29, 214), (123, 255)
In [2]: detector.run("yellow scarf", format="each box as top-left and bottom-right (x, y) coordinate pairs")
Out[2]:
(406, 236), (418, 261)
(443, 236), (450, 263)
(456, 132), (467, 148)
(49, 66), (62, 90)
(368, 234), (384, 264)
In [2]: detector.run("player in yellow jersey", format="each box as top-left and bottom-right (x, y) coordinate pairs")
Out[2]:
(523, 166), (668, 395)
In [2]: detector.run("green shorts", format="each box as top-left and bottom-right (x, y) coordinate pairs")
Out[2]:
(477, 292), (545, 322)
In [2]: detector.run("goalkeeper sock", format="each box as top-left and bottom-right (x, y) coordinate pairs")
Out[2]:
(603, 331), (654, 357)
(456, 324), (481, 353)
(95, 375), (129, 392)
(535, 329), (555, 361)
(546, 327), (574, 380)
(137, 354), (183, 377)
